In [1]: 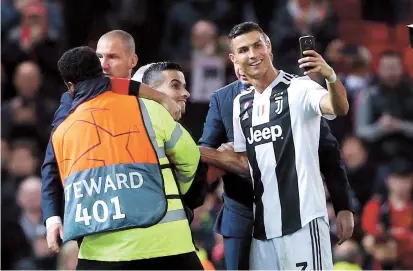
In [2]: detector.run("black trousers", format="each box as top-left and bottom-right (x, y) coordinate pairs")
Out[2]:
(76, 252), (204, 270)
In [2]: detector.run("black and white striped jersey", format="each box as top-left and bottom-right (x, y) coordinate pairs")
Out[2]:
(233, 70), (336, 240)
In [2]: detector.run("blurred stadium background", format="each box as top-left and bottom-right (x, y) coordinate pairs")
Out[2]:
(1, 0), (413, 270)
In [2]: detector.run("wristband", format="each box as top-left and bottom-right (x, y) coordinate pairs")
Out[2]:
(326, 72), (337, 84)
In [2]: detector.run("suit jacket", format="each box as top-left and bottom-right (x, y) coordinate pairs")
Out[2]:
(41, 92), (72, 223)
(199, 80), (354, 237)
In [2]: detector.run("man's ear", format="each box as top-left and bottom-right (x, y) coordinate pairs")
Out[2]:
(265, 41), (271, 53)
(229, 53), (236, 64)
(67, 82), (75, 96)
(131, 54), (138, 69)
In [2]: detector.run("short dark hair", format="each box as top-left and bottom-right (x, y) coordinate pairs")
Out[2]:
(228, 22), (265, 41)
(57, 46), (103, 84)
(142, 61), (183, 87)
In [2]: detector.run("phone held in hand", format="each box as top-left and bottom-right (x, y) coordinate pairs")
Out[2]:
(299, 35), (316, 71)
(299, 36), (315, 57)
(299, 35), (316, 57)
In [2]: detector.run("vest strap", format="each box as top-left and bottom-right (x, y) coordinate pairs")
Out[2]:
(158, 209), (187, 224)
(160, 164), (172, 169)
(166, 194), (181, 199)
(128, 80), (141, 96)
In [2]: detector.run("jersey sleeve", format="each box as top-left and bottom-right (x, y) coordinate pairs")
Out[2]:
(233, 95), (247, 153)
(302, 78), (336, 120)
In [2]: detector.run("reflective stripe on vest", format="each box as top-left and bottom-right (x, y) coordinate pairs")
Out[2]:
(52, 92), (184, 243)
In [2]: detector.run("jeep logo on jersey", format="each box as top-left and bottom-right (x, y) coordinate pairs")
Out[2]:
(246, 123), (283, 145)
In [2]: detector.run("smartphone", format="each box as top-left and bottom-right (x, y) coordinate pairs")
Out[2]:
(299, 35), (316, 58)
(299, 35), (316, 71)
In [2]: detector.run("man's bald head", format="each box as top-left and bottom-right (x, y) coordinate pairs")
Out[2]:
(99, 30), (136, 55)
(97, 30), (138, 78)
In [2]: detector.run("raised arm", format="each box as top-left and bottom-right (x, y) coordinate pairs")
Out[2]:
(110, 78), (182, 120)
(299, 50), (349, 116)
(139, 83), (181, 120)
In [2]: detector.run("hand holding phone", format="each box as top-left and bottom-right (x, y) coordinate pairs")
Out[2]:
(298, 35), (335, 80)
(299, 36), (316, 72)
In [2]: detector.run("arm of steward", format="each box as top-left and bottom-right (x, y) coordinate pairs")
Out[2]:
(110, 78), (181, 120)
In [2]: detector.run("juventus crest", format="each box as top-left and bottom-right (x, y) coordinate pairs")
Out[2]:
(274, 96), (283, 115)
(272, 74), (295, 115)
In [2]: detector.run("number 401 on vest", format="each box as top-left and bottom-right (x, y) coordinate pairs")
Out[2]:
(75, 196), (126, 225)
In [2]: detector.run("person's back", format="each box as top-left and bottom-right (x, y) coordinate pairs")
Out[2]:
(53, 90), (198, 261)
(49, 46), (203, 269)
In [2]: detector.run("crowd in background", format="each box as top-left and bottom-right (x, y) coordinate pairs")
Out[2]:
(1, 0), (413, 270)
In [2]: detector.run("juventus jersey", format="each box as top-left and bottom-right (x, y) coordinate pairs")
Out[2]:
(233, 70), (336, 240)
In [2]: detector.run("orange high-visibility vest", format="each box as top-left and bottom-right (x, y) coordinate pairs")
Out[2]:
(52, 90), (167, 243)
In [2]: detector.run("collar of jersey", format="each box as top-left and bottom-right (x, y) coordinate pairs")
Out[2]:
(253, 70), (285, 96)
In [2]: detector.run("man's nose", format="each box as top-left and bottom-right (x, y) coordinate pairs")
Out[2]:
(248, 47), (259, 59)
(101, 57), (110, 69)
(182, 88), (190, 99)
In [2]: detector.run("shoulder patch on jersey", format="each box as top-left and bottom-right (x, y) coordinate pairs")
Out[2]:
(283, 72), (299, 80)
(278, 72), (299, 87)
